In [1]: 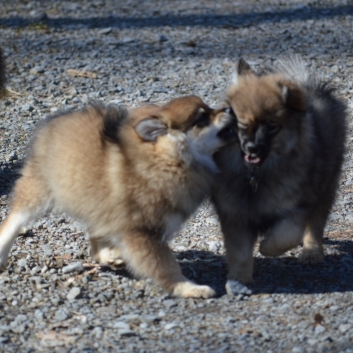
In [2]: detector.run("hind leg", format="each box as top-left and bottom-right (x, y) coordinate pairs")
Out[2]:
(301, 184), (339, 264)
(300, 208), (329, 264)
(301, 223), (324, 264)
(0, 172), (49, 270)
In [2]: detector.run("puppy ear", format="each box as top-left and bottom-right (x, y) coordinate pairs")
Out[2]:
(135, 118), (168, 142)
(237, 58), (253, 75)
(279, 81), (307, 111)
(232, 58), (254, 85)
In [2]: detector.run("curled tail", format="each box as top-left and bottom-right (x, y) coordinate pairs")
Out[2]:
(274, 56), (310, 84)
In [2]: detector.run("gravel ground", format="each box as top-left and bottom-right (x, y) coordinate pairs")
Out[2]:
(1, 1), (353, 352)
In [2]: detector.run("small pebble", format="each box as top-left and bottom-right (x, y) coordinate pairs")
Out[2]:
(62, 262), (84, 274)
(55, 309), (69, 321)
(66, 287), (81, 301)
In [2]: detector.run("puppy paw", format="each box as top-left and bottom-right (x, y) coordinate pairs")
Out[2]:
(300, 248), (324, 264)
(95, 247), (125, 268)
(172, 281), (215, 298)
(107, 258), (125, 268)
(225, 280), (252, 296)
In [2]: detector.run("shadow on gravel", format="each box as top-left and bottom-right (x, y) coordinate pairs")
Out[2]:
(0, 160), (23, 196)
(0, 5), (352, 29)
(175, 241), (353, 296)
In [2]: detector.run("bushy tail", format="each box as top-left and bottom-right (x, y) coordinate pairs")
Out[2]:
(0, 48), (7, 97)
(274, 56), (311, 84)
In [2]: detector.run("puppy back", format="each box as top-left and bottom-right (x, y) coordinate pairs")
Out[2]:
(26, 102), (129, 176)
(30, 102), (129, 146)
(101, 104), (129, 144)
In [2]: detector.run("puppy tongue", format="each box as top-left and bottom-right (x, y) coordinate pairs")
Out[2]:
(245, 154), (261, 164)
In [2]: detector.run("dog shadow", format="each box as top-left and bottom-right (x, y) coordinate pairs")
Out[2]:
(0, 160), (23, 196)
(174, 239), (353, 296)
(97, 239), (353, 296)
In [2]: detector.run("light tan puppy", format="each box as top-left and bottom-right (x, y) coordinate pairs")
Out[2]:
(0, 96), (235, 298)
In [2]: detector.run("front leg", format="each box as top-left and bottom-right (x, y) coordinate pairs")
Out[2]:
(119, 230), (215, 298)
(90, 238), (125, 268)
(220, 216), (257, 295)
(260, 210), (307, 257)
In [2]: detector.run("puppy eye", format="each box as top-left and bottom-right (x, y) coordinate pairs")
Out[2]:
(224, 107), (234, 115)
(222, 106), (237, 118)
(267, 123), (281, 134)
(217, 123), (237, 140)
(193, 112), (210, 128)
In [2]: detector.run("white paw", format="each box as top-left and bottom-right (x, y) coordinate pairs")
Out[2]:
(96, 247), (125, 268)
(225, 280), (252, 296)
(172, 281), (215, 298)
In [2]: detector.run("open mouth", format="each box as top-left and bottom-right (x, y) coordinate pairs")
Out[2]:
(244, 154), (261, 165)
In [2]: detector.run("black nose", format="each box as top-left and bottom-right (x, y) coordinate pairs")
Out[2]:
(246, 142), (258, 154)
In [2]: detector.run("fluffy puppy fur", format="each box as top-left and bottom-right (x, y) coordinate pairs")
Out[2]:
(0, 96), (236, 298)
(212, 58), (347, 291)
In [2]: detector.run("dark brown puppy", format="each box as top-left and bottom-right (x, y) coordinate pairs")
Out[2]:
(212, 58), (347, 295)
(0, 96), (235, 298)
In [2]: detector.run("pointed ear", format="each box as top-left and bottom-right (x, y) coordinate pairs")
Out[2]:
(135, 118), (168, 142)
(237, 58), (253, 75)
(232, 58), (255, 85)
(279, 81), (307, 111)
